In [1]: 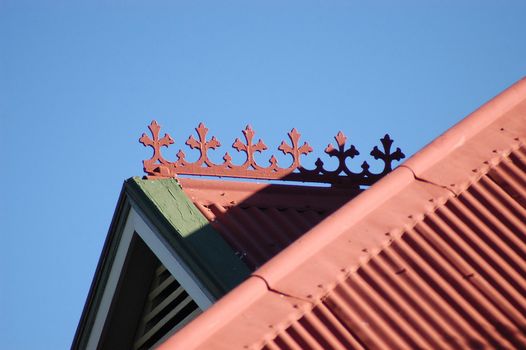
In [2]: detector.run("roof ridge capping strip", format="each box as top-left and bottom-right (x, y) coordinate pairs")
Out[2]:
(405, 77), (526, 177)
(158, 76), (526, 350)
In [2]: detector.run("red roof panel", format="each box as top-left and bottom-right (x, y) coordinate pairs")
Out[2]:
(179, 178), (360, 270)
(159, 77), (526, 350)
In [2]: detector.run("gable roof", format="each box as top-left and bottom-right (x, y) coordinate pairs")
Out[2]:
(157, 77), (526, 349)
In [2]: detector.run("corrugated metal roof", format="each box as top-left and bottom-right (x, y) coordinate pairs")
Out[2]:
(158, 77), (526, 350)
(179, 178), (360, 270)
(264, 160), (526, 349)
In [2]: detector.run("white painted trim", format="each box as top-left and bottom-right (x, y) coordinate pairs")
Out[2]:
(84, 207), (216, 349)
(132, 207), (215, 309)
(85, 210), (135, 350)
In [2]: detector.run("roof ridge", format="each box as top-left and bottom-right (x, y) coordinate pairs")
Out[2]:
(405, 76), (526, 177)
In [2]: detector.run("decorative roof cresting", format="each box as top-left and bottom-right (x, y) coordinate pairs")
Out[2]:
(140, 120), (405, 187)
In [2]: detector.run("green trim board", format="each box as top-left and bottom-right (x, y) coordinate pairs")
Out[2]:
(125, 177), (250, 298)
(72, 178), (250, 349)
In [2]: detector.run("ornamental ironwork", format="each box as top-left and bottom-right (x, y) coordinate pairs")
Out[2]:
(140, 120), (405, 187)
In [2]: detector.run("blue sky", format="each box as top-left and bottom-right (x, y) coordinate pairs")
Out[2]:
(1, 1), (525, 348)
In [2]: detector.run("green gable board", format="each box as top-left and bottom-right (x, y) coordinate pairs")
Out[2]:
(125, 177), (250, 298)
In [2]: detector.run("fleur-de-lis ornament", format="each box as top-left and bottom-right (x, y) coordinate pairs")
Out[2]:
(231, 125), (268, 170)
(139, 120), (175, 176)
(278, 128), (313, 169)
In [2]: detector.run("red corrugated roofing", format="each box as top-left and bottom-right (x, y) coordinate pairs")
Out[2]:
(159, 77), (526, 350)
(179, 178), (360, 270)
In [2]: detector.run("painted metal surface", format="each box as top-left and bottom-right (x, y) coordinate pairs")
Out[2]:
(158, 77), (526, 350)
(261, 152), (526, 350)
(178, 178), (360, 271)
(140, 121), (404, 187)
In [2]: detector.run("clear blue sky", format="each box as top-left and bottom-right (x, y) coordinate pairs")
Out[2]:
(1, 1), (525, 348)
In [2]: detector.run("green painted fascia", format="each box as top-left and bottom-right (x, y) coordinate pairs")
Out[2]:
(124, 177), (250, 298)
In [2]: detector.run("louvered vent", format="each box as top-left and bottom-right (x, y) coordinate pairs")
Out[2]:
(133, 263), (201, 350)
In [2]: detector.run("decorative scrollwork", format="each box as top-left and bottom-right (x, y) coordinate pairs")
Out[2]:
(140, 120), (405, 187)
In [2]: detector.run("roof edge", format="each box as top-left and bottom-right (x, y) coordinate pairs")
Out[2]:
(404, 76), (526, 176)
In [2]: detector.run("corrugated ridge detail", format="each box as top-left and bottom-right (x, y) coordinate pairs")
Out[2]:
(261, 149), (526, 350)
(488, 145), (526, 209)
(261, 303), (366, 350)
